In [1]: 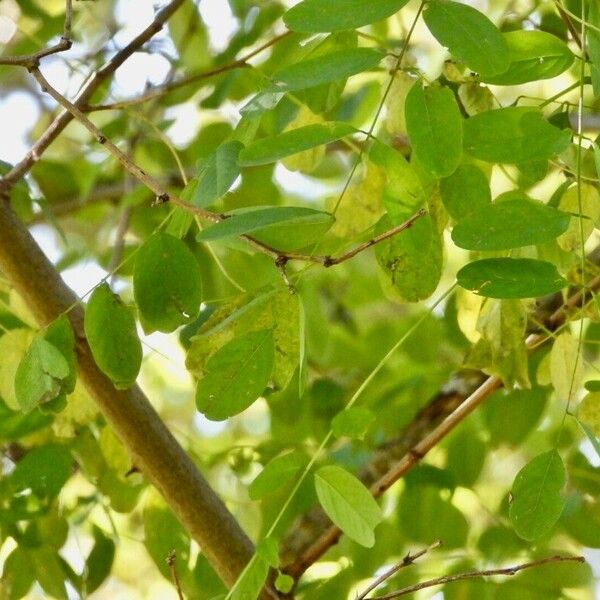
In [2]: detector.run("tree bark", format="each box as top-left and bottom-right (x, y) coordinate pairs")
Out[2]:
(0, 198), (254, 588)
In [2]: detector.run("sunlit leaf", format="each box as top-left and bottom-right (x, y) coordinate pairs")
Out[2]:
(314, 465), (383, 547)
(509, 449), (566, 541)
(550, 332), (584, 404)
(249, 451), (307, 500)
(578, 392), (600, 437)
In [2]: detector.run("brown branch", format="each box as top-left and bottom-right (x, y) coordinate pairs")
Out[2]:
(166, 551), (185, 600)
(283, 273), (600, 580)
(27, 66), (427, 270)
(0, 198), (270, 592)
(0, 0), (73, 68)
(84, 31), (292, 113)
(0, 0), (187, 193)
(368, 555), (585, 599)
(356, 541), (442, 600)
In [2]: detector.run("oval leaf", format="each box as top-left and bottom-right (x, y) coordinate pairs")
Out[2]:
(197, 206), (333, 242)
(578, 392), (600, 437)
(15, 337), (69, 413)
(284, 0), (409, 32)
(134, 232), (203, 334)
(238, 122), (356, 166)
(464, 107), (571, 164)
(482, 30), (574, 86)
(249, 451), (307, 500)
(84, 283), (142, 389)
(509, 449), (566, 541)
(195, 329), (275, 421)
(272, 48), (384, 92)
(405, 82), (462, 178)
(314, 465), (383, 547)
(550, 332), (584, 403)
(451, 198), (570, 250)
(457, 258), (567, 299)
(332, 407), (374, 440)
(423, 0), (509, 76)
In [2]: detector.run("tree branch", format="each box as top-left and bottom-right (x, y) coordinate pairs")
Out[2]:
(0, 0), (73, 68)
(283, 273), (600, 580)
(0, 197), (271, 591)
(368, 555), (585, 599)
(356, 540), (441, 600)
(0, 0), (187, 193)
(83, 31), (292, 113)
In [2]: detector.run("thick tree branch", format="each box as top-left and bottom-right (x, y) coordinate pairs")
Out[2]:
(0, 0), (186, 193)
(369, 555), (585, 599)
(0, 198), (270, 591)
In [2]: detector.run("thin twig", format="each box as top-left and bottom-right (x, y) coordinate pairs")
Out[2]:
(84, 31), (292, 113)
(367, 555), (585, 599)
(166, 551), (185, 600)
(0, 0), (73, 68)
(0, 0), (187, 193)
(27, 66), (427, 271)
(356, 541), (442, 600)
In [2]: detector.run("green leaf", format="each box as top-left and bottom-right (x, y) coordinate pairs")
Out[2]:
(197, 206), (333, 242)
(193, 141), (244, 207)
(550, 332), (584, 403)
(84, 283), (142, 389)
(439, 163), (491, 220)
(457, 258), (567, 298)
(283, 0), (409, 32)
(85, 527), (115, 595)
(482, 30), (574, 85)
(44, 315), (76, 395)
(585, 380), (600, 392)
(423, 0), (509, 76)
(463, 107), (571, 164)
(249, 451), (307, 500)
(588, 0), (600, 96)
(375, 213), (443, 302)
(577, 419), (600, 460)
(195, 329), (275, 421)
(0, 328), (36, 410)
(331, 407), (374, 440)
(405, 82), (463, 178)
(1, 547), (34, 600)
(314, 465), (383, 547)
(238, 122), (356, 166)
(15, 337), (69, 412)
(509, 449), (566, 541)
(451, 198), (570, 251)
(272, 48), (384, 92)
(11, 444), (72, 498)
(227, 556), (269, 600)
(134, 232), (203, 334)
(577, 392), (600, 437)
(275, 573), (295, 594)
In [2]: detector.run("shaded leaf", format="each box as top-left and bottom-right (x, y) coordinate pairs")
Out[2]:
(134, 232), (203, 334)
(439, 163), (491, 220)
(331, 407), (374, 440)
(577, 392), (600, 436)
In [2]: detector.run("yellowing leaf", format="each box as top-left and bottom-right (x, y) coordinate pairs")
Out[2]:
(385, 72), (416, 137)
(457, 82), (495, 116)
(52, 381), (98, 438)
(550, 332), (584, 403)
(0, 328), (35, 410)
(557, 184), (600, 252)
(281, 107), (326, 173)
(577, 392), (600, 436)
